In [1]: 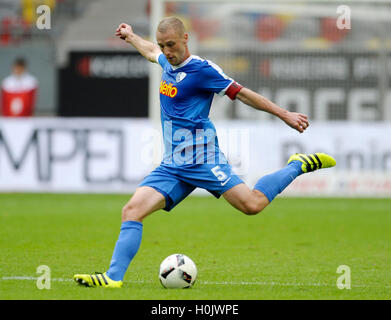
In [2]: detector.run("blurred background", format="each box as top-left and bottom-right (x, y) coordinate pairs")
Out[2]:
(0, 0), (390, 197)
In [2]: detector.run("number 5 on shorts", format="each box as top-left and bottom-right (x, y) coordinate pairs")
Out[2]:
(211, 165), (228, 181)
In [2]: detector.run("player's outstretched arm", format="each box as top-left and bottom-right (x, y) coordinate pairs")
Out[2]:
(236, 87), (309, 133)
(115, 23), (161, 63)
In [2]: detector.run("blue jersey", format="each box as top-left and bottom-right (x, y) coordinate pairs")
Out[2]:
(156, 53), (236, 167)
(139, 53), (244, 211)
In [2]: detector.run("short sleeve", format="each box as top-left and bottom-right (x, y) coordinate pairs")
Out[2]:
(156, 52), (171, 72)
(198, 60), (234, 96)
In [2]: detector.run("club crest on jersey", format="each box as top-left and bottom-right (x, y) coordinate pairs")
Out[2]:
(176, 72), (187, 83)
(160, 81), (178, 98)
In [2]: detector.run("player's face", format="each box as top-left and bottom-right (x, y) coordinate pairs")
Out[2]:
(156, 28), (189, 66)
(12, 65), (25, 76)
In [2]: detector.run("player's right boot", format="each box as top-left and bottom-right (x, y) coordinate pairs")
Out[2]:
(73, 272), (123, 288)
(287, 152), (336, 173)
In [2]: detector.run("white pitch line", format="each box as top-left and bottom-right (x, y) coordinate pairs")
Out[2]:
(2, 276), (391, 289)
(2, 276), (70, 282)
(200, 280), (391, 289)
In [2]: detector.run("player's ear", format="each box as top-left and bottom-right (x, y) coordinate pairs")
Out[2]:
(183, 32), (189, 43)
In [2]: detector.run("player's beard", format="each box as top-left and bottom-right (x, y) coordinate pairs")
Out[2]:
(168, 49), (188, 66)
(167, 56), (178, 65)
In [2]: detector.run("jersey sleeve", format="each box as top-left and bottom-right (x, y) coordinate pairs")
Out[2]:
(156, 52), (171, 72)
(198, 60), (243, 100)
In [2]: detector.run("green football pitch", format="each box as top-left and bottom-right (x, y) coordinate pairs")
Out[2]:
(1, 193), (390, 300)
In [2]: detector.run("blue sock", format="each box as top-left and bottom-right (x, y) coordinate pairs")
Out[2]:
(254, 161), (303, 202)
(106, 221), (143, 281)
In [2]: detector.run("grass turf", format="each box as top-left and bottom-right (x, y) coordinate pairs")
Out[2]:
(0, 193), (390, 300)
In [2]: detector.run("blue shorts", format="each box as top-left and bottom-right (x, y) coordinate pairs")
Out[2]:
(138, 163), (243, 211)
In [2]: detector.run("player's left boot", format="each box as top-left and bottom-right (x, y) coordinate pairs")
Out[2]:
(73, 272), (123, 288)
(287, 152), (336, 173)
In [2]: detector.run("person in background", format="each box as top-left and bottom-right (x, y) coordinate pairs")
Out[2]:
(1, 57), (38, 117)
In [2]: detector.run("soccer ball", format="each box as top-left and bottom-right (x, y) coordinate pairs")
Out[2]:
(159, 254), (197, 289)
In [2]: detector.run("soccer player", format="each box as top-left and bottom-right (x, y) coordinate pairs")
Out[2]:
(73, 17), (336, 288)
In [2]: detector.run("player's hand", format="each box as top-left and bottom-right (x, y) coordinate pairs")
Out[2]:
(283, 112), (309, 133)
(115, 23), (133, 40)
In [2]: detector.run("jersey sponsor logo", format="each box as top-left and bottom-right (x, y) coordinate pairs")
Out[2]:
(159, 81), (178, 98)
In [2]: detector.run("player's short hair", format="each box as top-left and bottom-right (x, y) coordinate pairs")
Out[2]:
(157, 16), (185, 37)
(13, 57), (26, 68)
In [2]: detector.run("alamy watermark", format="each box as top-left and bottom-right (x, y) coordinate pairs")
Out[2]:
(36, 265), (51, 289)
(336, 265), (351, 289)
(30, 264), (352, 290)
(142, 121), (250, 174)
(336, 5), (351, 30)
(36, 5), (51, 30)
